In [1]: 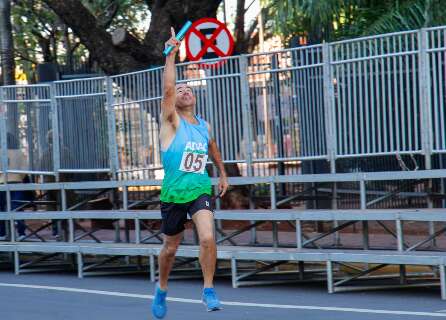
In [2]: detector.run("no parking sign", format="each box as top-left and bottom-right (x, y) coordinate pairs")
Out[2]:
(185, 17), (234, 68)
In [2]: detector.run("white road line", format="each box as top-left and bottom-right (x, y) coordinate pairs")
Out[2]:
(0, 282), (444, 317)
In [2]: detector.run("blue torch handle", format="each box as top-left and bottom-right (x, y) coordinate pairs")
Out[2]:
(163, 21), (193, 57)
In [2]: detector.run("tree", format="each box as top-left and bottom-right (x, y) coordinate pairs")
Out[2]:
(41, 0), (222, 75)
(263, 0), (354, 44)
(12, 0), (91, 82)
(263, 0), (446, 45)
(0, 0), (15, 85)
(360, 0), (446, 35)
(233, 0), (270, 54)
(11, 0), (153, 82)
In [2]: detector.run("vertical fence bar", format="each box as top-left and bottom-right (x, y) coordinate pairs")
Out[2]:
(419, 29), (435, 245)
(323, 44), (340, 246)
(106, 77), (118, 179)
(50, 83), (60, 178)
(419, 28), (433, 168)
(239, 55), (253, 176)
(271, 54), (285, 179)
(240, 55), (257, 247)
(322, 43), (336, 172)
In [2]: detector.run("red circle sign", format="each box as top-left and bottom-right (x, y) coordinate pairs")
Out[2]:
(185, 17), (234, 67)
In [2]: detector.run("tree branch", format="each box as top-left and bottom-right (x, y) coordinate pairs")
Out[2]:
(15, 50), (39, 64)
(245, 16), (258, 43)
(42, 0), (151, 74)
(70, 41), (81, 54)
(97, 0), (120, 29)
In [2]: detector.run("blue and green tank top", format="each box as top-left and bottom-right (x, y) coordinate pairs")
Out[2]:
(160, 115), (212, 203)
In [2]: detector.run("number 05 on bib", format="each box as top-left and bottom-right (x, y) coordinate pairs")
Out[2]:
(179, 152), (208, 174)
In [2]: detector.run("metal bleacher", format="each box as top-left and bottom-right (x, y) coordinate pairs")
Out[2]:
(1, 170), (446, 298)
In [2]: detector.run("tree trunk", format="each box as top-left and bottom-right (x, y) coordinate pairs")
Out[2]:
(62, 25), (73, 72)
(36, 35), (53, 63)
(0, 0), (15, 85)
(143, 0), (221, 66)
(233, 0), (246, 54)
(233, 0), (263, 54)
(43, 0), (222, 74)
(0, 0), (18, 139)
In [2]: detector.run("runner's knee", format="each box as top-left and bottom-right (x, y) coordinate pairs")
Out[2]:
(200, 234), (215, 248)
(163, 238), (181, 257)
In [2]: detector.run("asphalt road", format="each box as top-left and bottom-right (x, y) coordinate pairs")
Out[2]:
(0, 271), (445, 320)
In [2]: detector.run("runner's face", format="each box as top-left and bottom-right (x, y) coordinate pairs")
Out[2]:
(175, 84), (196, 109)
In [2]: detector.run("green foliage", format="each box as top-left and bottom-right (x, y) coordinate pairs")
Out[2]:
(11, 0), (149, 82)
(81, 0), (149, 38)
(12, 0), (88, 81)
(262, 0), (446, 44)
(362, 0), (446, 35)
(262, 0), (359, 44)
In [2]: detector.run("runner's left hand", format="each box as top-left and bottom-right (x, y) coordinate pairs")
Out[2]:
(218, 176), (229, 197)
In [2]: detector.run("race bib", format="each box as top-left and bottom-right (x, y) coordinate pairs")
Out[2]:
(179, 152), (208, 174)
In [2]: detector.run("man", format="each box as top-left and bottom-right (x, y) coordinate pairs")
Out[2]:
(151, 28), (229, 319)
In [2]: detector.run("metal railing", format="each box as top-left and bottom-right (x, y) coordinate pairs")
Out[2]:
(0, 27), (445, 179)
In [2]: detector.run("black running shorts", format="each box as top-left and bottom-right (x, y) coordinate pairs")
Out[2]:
(160, 194), (214, 236)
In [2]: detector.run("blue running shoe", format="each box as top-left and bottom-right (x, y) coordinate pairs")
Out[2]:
(151, 284), (167, 319)
(202, 287), (222, 312)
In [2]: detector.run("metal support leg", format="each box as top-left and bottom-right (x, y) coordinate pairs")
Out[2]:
(135, 218), (141, 244)
(326, 261), (334, 293)
(14, 251), (19, 275)
(362, 222), (369, 250)
(249, 186), (256, 245)
(124, 221), (130, 243)
(77, 253), (83, 279)
(332, 183), (341, 246)
(396, 219), (404, 252)
(214, 184), (222, 238)
(7, 191), (15, 242)
(296, 219), (302, 250)
(68, 219), (74, 243)
(360, 180), (369, 250)
(136, 256), (142, 270)
(272, 222), (278, 248)
(440, 265), (446, 300)
(231, 258), (238, 288)
(270, 182), (279, 247)
(114, 220), (121, 243)
(57, 220), (63, 240)
(149, 255), (155, 282)
(399, 265), (407, 285)
(427, 178), (436, 247)
(298, 261), (305, 280)
(429, 221), (436, 248)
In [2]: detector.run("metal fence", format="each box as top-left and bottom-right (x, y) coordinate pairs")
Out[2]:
(0, 27), (445, 180)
